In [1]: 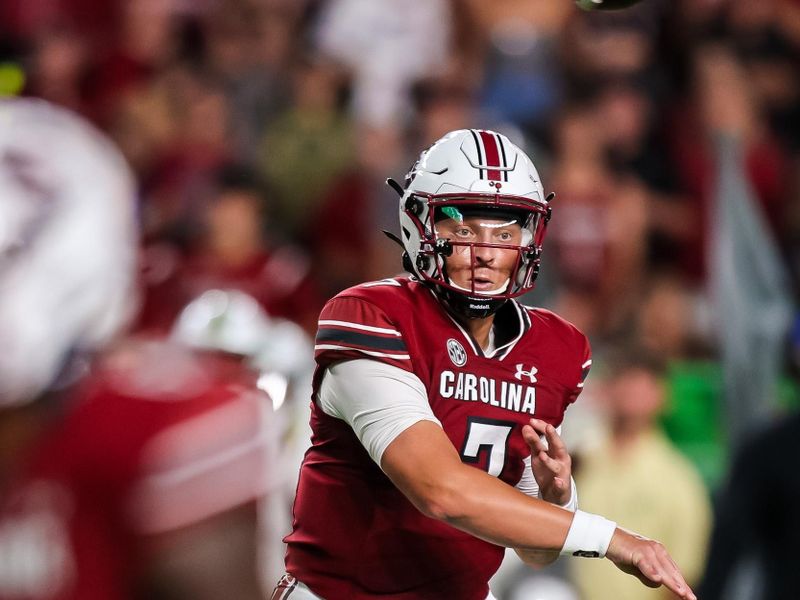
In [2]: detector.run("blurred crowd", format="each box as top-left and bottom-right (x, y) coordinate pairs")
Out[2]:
(2, 0), (800, 598)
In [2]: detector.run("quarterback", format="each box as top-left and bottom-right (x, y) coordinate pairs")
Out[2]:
(278, 130), (695, 600)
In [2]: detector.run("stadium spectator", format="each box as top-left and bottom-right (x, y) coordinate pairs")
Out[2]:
(138, 164), (322, 334)
(571, 347), (711, 600)
(699, 410), (800, 600)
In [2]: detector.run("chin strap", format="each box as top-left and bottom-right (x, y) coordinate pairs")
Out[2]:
(438, 286), (507, 320)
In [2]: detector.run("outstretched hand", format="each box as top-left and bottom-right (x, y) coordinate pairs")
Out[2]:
(521, 418), (572, 506)
(606, 528), (697, 600)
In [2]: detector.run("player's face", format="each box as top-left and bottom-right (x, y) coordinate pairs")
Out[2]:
(436, 215), (523, 293)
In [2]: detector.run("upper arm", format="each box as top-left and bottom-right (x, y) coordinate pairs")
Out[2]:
(318, 359), (441, 465)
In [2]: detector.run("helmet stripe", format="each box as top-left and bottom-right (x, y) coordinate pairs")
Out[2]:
(469, 129), (484, 179)
(478, 130), (501, 181)
(495, 133), (509, 182)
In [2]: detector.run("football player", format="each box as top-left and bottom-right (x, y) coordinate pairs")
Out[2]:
(170, 288), (315, 586)
(0, 98), (272, 600)
(277, 130), (696, 600)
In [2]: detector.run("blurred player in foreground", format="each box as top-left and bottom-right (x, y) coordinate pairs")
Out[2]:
(170, 288), (314, 586)
(276, 129), (695, 599)
(0, 98), (272, 600)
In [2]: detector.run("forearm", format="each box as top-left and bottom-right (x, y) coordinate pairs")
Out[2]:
(435, 464), (574, 551)
(511, 478), (577, 568)
(514, 548), (560, 569)
(383, 421), (577, 552)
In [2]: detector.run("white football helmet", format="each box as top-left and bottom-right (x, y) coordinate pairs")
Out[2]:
(392, 129), (552, 318)
(0, 99), (138, 407)
(171, 289), (314, 407)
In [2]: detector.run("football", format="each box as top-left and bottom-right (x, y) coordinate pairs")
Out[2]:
(575, 0), (645, 10)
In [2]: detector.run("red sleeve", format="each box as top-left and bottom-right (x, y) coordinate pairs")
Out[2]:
(127, 386), (272, 534)
(314, 295), (412, 372)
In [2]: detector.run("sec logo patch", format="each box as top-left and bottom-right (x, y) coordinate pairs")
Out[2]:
(446, 338), (467, 367)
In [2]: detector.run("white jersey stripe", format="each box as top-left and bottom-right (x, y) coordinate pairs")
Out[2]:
(360, 278), (402, 288)
(582, 359), (593, 368)
(315, 344), (411, 360)
(318, 320), (402, 336)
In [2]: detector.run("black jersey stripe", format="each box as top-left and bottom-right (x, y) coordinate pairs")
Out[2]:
(316, 328), (408, 352)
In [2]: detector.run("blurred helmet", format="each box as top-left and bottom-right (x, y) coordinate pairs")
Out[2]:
(395, 129), (552, 319)
(0, 99), (138, 407)
(171, 289), (314, 408)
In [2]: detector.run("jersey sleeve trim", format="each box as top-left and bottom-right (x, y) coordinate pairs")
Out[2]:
(314, 345), (411, 360)
(577, 359), (592, 388)
(314, 296), (412, 365)
(318, 319), (402, 336)
(316, 328), (408, 352)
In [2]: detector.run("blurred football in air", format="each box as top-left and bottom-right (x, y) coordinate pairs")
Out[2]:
(575, 0), (645, 10)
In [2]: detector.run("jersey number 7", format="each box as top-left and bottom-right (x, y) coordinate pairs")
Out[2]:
(459, 417), (515, 477)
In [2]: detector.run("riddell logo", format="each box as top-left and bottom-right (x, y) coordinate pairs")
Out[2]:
(514, 364), (538, 383)
(470, 303), (490, 310)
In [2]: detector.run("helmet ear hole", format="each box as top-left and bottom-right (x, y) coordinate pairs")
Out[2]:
(405, 196), (423, 216)
(401, 252), (414, 274)
(416, 255), (430, 272)
(434, 238), (453, 257)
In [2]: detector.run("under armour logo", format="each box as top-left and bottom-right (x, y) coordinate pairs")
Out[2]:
(514, 364), (538, 383)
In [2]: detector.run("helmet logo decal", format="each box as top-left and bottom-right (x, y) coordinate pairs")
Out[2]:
(447, 338), (468, 367)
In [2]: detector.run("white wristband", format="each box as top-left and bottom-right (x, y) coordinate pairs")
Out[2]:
(560, 510), (617, 558)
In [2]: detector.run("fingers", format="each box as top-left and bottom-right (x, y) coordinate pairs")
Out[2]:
(631, 543), (696, 600)
(534, 450), (565, 474)
(528, 418), (569, 456)
(608, 531), (696, 600)
(521, 424), (548, 458)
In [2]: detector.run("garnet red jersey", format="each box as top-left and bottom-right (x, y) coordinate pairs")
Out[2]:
(0, 340), (271, 600)
(285, 277), (591, 600)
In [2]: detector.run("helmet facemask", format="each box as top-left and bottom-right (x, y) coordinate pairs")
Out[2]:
(403, 192), (551, 319)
